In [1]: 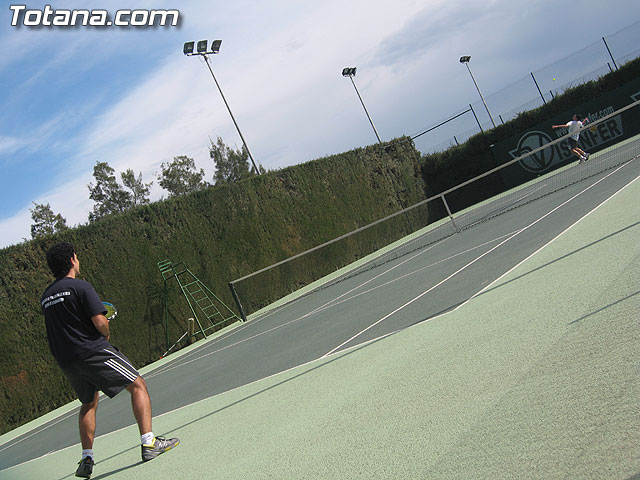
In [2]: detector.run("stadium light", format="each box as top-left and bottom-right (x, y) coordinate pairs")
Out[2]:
(210, 39), (221, 54)
(342, 67), (357, 77)
(459, 55), (496, 129)
(183, 41), (194, 55)
(183, 39), (259, 174)
(341, 66), (382, 144)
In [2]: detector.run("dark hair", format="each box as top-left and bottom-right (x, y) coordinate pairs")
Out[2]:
(46, 242), (76, 279)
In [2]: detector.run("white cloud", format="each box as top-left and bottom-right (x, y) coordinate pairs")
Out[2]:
(0, 136), (22, 156)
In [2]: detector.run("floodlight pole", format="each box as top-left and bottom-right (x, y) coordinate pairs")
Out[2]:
(460, 56), (496, 129)
(185, 39), (259, 174)
(201, 54), (259, 173)
(342, 68), (382, 144)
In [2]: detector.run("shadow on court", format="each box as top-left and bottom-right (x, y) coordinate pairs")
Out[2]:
(86, 461), (144, 480)
(569, 290), (640, 325)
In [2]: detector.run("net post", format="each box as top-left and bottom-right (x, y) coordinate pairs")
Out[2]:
(440, 193), (460, 233)
(229, 281), (248, 322)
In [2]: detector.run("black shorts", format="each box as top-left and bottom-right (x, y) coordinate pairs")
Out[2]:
(568, 138), (578, 149)
(61, 347), (140, 404)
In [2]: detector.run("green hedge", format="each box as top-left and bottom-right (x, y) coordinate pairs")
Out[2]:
(0, 138), (426, 434)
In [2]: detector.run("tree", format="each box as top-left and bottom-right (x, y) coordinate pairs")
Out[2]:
(157, 155), (208, 197)
(30, 202), (68, 239)
(87, 161), (131, 221)
(210, 137), (251, 185)
(121, 169), (152, 207)
(210, 137), (265, 185)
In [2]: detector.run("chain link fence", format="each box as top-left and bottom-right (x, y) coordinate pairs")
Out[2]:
(413, 20), (640, 154)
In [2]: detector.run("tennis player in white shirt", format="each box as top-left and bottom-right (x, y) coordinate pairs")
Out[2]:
(553, 113), (591, 163)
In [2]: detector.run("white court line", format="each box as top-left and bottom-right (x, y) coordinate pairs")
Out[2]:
(144, 233), (459, 376)
(379, 164), (640, 336)
(143, 230), (519, 378)
(305, 230), (523, 317)
(322, 161), (636, 357)
(183, 180), (549, 348)
(457, 163), (640, 308)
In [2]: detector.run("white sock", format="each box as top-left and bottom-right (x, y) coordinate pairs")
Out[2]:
(81, 449), (93, 460)
(141, 432), (155, 445)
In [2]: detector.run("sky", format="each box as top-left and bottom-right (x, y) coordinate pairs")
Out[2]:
(1, 0), (639, 249)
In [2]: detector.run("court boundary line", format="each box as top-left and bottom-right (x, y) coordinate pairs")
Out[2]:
(303, 229), (523, 318)
(339, 160), (639, 345)
(322, 160), (635, 357)
(455, 164), (640, 308)
(141, 229), (521, 379)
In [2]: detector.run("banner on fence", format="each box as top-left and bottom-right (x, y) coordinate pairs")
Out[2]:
(494, 77), (640, 187)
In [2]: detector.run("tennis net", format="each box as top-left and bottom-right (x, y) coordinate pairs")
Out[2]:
(230, 99), (640, 320)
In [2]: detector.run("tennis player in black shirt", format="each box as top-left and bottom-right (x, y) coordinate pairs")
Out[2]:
(41, 242), (179, 478)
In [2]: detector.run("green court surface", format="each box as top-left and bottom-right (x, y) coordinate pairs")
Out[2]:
(5, 176), (639, 479)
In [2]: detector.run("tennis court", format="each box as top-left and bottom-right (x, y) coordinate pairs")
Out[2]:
(1, 139), (639, 478)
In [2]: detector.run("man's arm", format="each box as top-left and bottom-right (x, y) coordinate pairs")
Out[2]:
(92, 314), (110, 342)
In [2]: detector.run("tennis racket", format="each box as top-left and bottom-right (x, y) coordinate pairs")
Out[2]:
(103, 302), (117, 321)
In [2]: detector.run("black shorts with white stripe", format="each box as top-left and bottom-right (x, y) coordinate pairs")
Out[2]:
(61, 347), (140, 404)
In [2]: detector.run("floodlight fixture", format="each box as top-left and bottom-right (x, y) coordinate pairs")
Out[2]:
(341, 66), (382, 144)
(183, 41), (194, 55)
(210, 39), (222, 54)
(459, 55), (496, 128)
(342, 67), (357, 77)
(184, 39), (223, 56)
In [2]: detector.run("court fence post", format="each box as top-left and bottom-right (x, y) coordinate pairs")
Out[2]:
(470, 103), (483, 133)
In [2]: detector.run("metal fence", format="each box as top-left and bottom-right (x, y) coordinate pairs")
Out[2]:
(412, 20), (640, 155)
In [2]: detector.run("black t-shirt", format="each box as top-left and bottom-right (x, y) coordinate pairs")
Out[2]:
(41, 277), (109, 366)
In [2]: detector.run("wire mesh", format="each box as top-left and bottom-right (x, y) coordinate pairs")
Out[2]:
(414, 21), (640, 154)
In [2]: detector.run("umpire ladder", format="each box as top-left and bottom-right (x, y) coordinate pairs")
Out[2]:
(157, 259), (240, 342)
